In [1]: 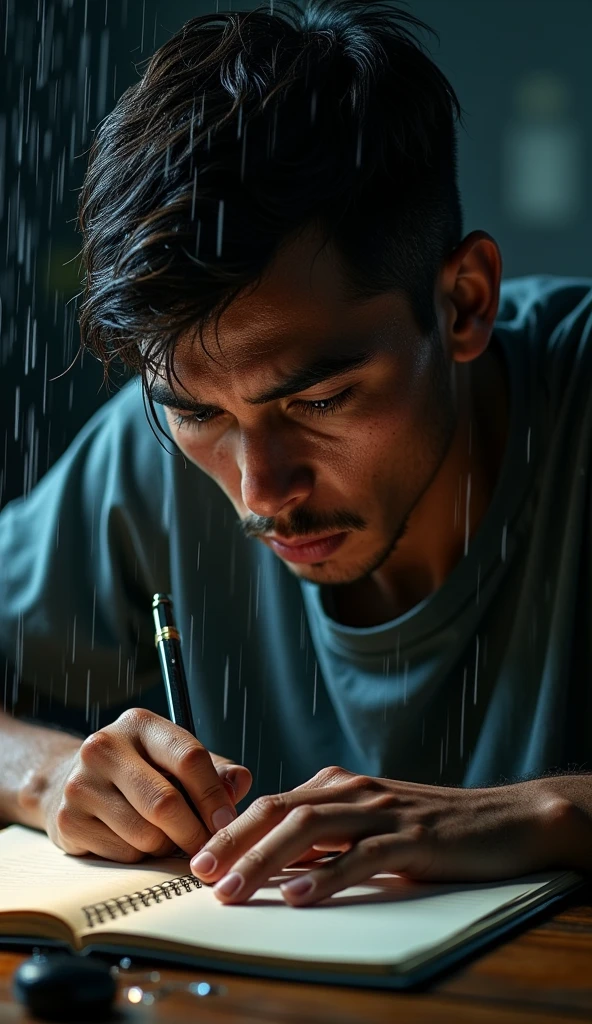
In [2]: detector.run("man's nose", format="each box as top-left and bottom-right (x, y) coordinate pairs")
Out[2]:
(238, 429), (314, 518)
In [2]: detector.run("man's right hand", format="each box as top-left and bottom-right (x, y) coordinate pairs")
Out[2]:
(39, 708), (252, 863)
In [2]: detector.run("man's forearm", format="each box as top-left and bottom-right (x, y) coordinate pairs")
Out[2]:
(0, 710), (82, 831)
(527, 775), (592, 873)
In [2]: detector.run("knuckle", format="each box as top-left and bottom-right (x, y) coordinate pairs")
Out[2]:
(241, 846), (267, 871)
(176, 744), (207, 773)
(149, 785), (182, 820)
(119, 707), (154, 731)
(79, 729), (114, 766)
(351, 774), (381, 793)
(210, 826), (236, 854)
(250, 794), (283, 821)
(314, 765), (347, 786)
(369, 792), (398, 812)
(62, 772), (87, 804)
(288, 804), (319, 829)
(55, 802), (76, 835)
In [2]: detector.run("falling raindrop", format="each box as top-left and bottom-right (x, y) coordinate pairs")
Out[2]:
(501, 520), (508, 562)
(223, 656), (229, 721)
(241, 687), (248, 764)
(464, 473), (472, 556)
(460, 667), (467, 759)
(216, 199), (224, 258)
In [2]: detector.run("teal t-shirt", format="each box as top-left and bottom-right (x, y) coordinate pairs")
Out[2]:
(1, 276), (591, 803)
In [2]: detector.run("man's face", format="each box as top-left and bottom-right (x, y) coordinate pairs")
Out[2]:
(151, 228), (458, 587)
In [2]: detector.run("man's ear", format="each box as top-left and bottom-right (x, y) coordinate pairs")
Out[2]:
(436, 230), (503, 365)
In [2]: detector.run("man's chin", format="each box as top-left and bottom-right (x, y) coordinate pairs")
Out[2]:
(280, 556), (374, 587)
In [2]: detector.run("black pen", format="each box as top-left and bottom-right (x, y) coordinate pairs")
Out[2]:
(152, 593), (205, 828)
(152, 593), (196, 734)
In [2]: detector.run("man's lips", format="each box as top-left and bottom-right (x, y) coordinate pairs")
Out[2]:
(262, 532), (349, 564)
(266, 531), (341, 548)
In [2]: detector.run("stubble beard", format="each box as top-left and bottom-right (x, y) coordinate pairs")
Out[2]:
(297, 336), (458, 589)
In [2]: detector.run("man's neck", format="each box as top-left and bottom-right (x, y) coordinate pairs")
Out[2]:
(331, 339), (510, 628)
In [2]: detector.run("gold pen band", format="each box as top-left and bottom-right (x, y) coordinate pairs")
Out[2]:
(154, 626), (180, 646)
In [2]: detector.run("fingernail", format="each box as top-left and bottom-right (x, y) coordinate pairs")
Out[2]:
(212, 806), (236, 831)
(191, 851), (217, 875)
(281, 875), (315, 899)
(214, 872), (244, 898)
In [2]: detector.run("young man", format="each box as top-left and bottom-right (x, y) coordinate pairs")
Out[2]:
(1, 0), (591, 908)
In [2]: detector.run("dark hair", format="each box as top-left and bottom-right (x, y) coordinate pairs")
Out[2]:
(77, 0), (464, 396)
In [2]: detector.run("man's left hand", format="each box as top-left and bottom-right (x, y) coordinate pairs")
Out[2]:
(189, 766), (571, 905)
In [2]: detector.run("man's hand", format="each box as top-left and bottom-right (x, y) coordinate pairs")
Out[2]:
(39, 708), (252, 862)
(189, 766), (573, 905)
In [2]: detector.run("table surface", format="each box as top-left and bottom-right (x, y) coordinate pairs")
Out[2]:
(2, 884), (592, 1024)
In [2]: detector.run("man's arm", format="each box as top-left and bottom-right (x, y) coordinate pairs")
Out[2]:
(529, 774), (592, 873)
(0, 709), (82, 830)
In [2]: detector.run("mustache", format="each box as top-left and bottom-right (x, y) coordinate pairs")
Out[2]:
(239, 508), (366, 541)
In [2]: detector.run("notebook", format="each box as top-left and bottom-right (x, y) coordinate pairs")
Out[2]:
(0, 824), (583, 990)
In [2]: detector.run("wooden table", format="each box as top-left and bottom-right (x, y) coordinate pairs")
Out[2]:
(2, 885), (592, 1024)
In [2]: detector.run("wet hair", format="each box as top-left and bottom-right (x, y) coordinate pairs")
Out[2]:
(77, 0), (464, 401)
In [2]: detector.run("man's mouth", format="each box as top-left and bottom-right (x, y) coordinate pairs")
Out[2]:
(262, 532), (348, 564)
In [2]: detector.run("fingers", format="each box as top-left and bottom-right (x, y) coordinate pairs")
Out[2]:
(280, 827), (435, 906)
(215, 764), (253, 805)
(54, 795), (171, 863)
(191, 802), (392, 903)
(53, 711), (253, 863)
(80, 739), (212, 856)
(192, 781), (372, 877)
(61, 816), (157, 864)
(117, 709), (239, 838)
(88, 784), (181, 859)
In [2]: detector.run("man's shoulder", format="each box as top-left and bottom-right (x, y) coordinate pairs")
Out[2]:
(65, 376), (167, 474)
(497, 274), (592, 338)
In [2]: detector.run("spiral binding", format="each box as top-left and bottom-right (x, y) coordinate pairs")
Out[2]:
(82, 876), (202, 928)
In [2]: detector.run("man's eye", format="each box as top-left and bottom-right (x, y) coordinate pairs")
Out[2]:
(171, 408), (221, 430)
(171, 385), (357, 432)
(294, 386), (356, 418)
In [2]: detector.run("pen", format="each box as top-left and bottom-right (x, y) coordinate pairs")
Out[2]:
(152, 593), (204, 830)
(152, 593), (196, 734)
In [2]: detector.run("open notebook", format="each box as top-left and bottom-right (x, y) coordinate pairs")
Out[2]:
(0, 825), (583, 990)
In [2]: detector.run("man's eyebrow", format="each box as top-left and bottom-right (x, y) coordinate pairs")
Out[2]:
(148, 348), (378, 411)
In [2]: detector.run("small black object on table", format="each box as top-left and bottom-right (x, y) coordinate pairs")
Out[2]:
(13, 952), (117, 1021)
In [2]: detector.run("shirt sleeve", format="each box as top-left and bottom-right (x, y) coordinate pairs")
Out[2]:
(0, 379), (171, 715)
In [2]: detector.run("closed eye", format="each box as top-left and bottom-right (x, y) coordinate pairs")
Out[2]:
(171, 386), (357, 431)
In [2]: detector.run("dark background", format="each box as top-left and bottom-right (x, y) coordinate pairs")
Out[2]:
(1, 0), (590, 509)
